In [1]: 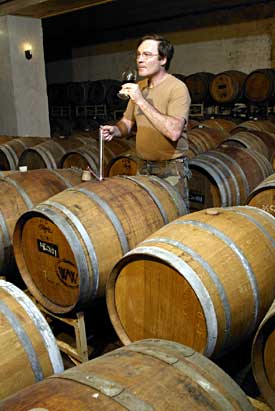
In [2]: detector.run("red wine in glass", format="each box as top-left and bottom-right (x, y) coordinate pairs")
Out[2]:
(117, 67), (137, 100)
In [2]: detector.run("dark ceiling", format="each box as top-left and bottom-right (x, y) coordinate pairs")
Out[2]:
(42, 0), (275, 62)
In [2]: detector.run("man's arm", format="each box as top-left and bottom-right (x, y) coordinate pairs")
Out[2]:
(136, 98), (185, 141)
(101, 117), (134, 141)
(122, 83), (187, 142)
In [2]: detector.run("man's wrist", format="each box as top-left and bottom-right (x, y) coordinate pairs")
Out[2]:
(114, 126), (122, 137)
(116, 122), (128, 137)
(135, 94), (147, 109)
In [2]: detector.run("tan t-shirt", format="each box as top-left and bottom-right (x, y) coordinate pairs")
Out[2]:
(124, 74), (191, 160)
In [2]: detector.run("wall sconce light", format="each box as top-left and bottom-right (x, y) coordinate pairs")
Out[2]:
(23, 43), (33, 60)
(25, 48), (32, 60)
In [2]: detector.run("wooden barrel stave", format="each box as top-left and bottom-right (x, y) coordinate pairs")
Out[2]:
(236, 120), (275, 134)
(187, 119), (200, 129)
(0, 136), (14, 144)
(61, 139), (135, 176)
(60, 141), (99, 173)
(252, 298), (275, 409)
(87, 79), (121, 105)
(19, 139), (88, 170)
(248, 396), (273, 411)
(0, 339), (253, 410)
(67, 81), (90, 105)
(184, 72), (215, 104)
(0, 137), (47, 170)
(244, 69), (275, 105)
(106, 207), (275, 358)
(247, 173), (275, 217)
(189, 128), (215, 152)
(106, 150), (141, 177)
(221, 131), (270, 160)
(189, 146), (273, 211)
(13, 176), (187, 314)
(210, 70), (247, 104)
(201, 118), (237, 133)
(187, 127), (228, 156)
(230, 128), (275, 166)
(0, 280), (63, 399)
(0, 168), (83, 277)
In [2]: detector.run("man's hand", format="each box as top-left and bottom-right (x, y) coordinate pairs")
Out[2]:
(100, 125), (121, 142)
(120, 83), (145, 105)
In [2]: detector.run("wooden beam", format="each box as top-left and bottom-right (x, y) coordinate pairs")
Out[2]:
(0, 0), (113, 18)
(0, 0), (45, 15)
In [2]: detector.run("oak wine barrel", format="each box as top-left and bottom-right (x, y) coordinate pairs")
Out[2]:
(252, 298), (275, 410)
(0, 339), (253, 411)
(200, 118), (237, 133)
(18, 138), (88, 169)
(189, 146), (273, 211)
(60, 138), (135, 175)
(0, 136), (14, 144)
(248, 396), (272, 411)
(187, 119), (200, 129)
(106, 150), (142, 177)
(184, 72), (215, 105)
(107, 206), (275, 358)
(221, 131), (271, 160)
(75, 118), (100, 132)
(50, 117), (75, 137)
(0, 280), (63, 400)
(0, 168), (83, 278)
(88, 79), (121, 105)
(230, 127), (275, 168)
(67, 81), (91, 105)
(71, 130), (100, 139)
(187, 126), (228, 158)
(54, 134), (92, 145)
(247, 173), (275, 217)
(13, 175), (187, 314)
(47, 83), (69, 105)
(210, 70), (247, 104)
(105, 80), (126, 107)
(244, 69), (275, 105)
(236, 120), (275, 134)
(0, 137), (47, 170)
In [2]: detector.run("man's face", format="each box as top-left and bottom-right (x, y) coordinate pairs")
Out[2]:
(136, 39), (166, 78)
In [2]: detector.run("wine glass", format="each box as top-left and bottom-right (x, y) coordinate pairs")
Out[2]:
(117, 67), (137, 100)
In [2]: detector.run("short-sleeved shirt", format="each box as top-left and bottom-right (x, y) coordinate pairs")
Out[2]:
(124, 74), (191, 161)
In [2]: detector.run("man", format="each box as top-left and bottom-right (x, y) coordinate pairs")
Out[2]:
(101, 33), (191, 209)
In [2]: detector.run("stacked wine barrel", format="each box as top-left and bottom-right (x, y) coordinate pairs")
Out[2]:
(0, 157), (274, 409)
(175, 68), (275, 107)
(189, 145), (273, 211)
(0, 168), (83, 280)
(184, 72), (215, 105)
(187, 124), (229, 159)
(48, 79), (125, 107)
(60, 137), (135, 176)
(244, 69), (275, 106)
(106, 206), (275, 358)
(12, 175), (187, 314)
(48, 69), (275, 109)
(0, 338), (255, 410)
(3, 72), (275, 408)
(252, 299), (275, 410)
(246, 173), (275, 217)
(0, 280), (64, 399)
(0, 137), (48, 170)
